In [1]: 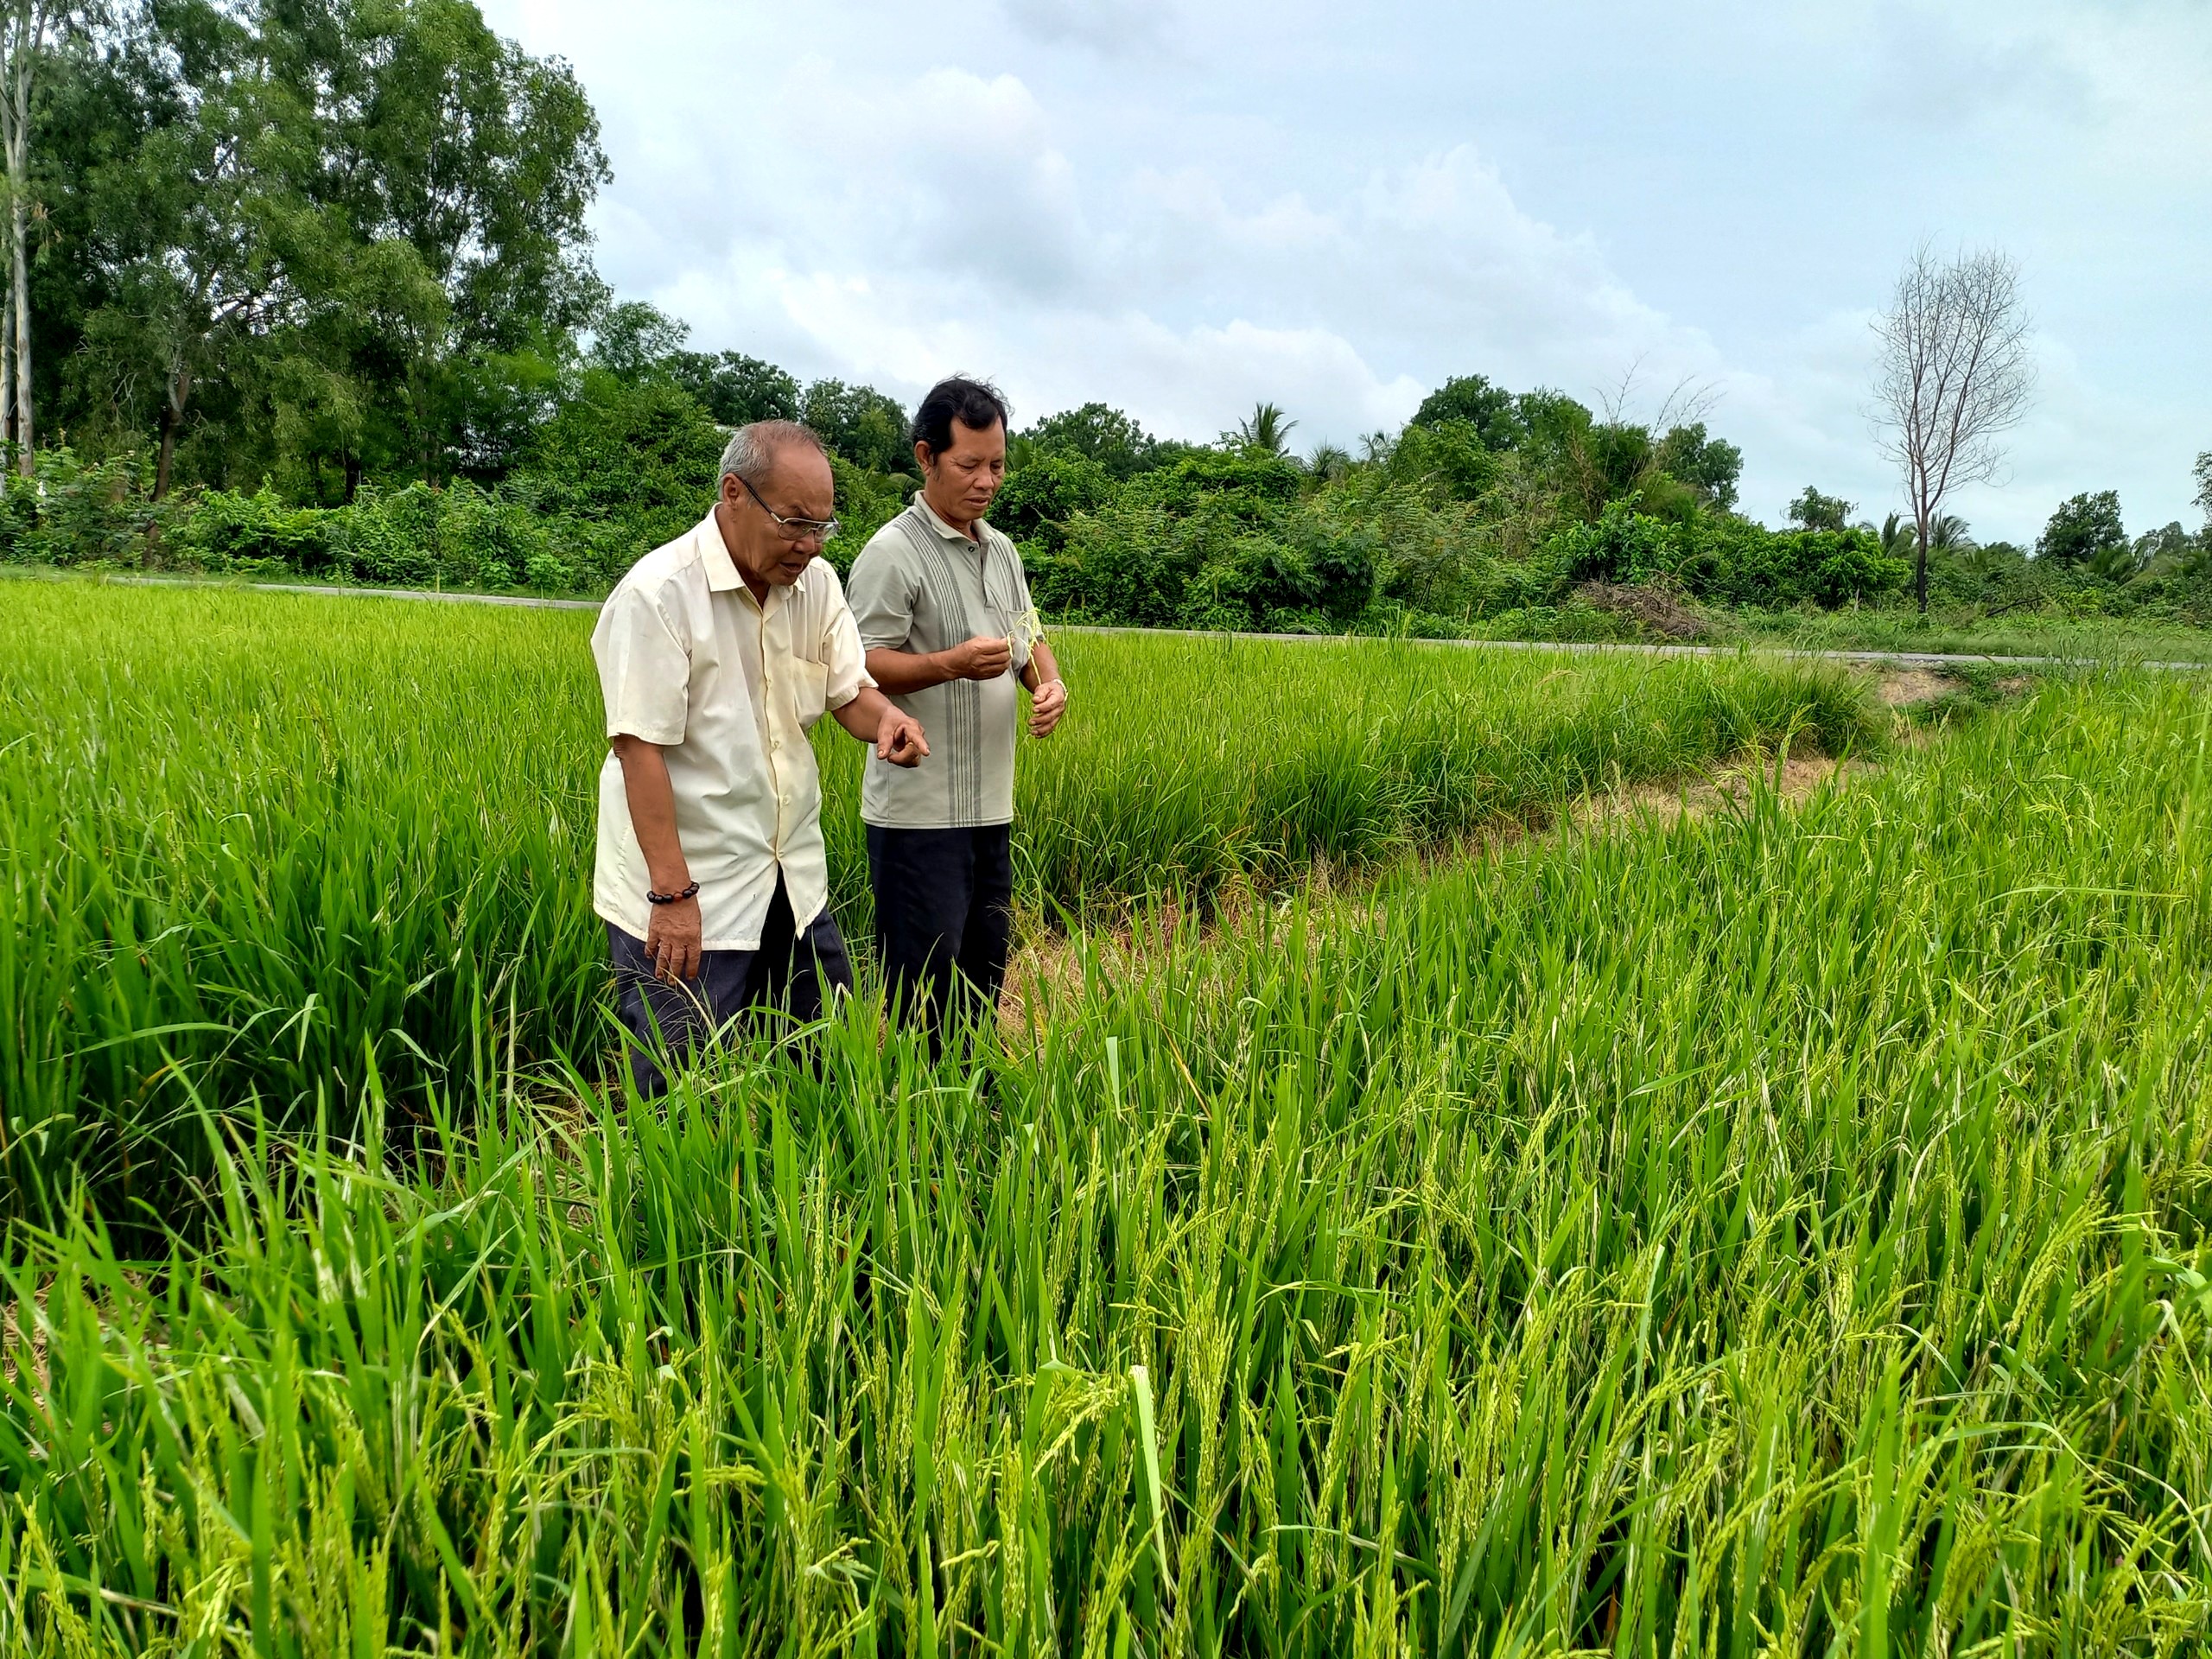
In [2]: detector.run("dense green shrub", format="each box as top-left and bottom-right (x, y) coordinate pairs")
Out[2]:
(1123, 448), (1303, 517)
(169, 485), (338, 572)
(0, 448), (168, 567)
(1552, 504), (1911, 608)
(1382, 418), (1503, 502)
(334, 485), (442, 586)
(1030, 501), (1192, 626)
(993, 451), (1116, 550)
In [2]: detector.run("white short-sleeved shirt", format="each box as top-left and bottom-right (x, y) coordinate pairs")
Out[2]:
(591, 511), (872, 950)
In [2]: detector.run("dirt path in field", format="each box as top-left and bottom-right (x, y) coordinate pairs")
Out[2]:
(996, 668), (1963, 1027)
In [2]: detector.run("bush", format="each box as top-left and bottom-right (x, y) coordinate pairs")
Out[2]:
(1123, 449), (1303, 518)
(0, 448), (168, 568)
(171, 485), (338, 573)
(1383, 419), (1503, 503)
(1550, 505), (1910, 609)
(1036, 483), (1386, 632)
(334, 485), (440, 586)
(993, 452), (1115, 551)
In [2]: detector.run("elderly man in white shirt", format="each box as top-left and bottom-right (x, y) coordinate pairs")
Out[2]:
(591, 419), (927, 1094)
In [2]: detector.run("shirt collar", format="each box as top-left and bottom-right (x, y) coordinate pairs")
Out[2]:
(697, 510), (744, 593)
(696, 509), (796, 613)
(912, 491), (986, 544)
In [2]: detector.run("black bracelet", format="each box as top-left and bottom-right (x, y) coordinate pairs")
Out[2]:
(646, 880), (700, 906)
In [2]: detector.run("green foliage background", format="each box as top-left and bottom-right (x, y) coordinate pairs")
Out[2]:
(6, 1), (2208, 642)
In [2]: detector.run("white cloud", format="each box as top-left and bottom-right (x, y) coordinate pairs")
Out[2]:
(484, 0), (2212, 533)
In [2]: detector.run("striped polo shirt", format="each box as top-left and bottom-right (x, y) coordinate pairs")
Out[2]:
(845, 493), (1036, 829)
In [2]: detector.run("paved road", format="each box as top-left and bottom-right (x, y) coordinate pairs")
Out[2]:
(73, 572), (2212, 672)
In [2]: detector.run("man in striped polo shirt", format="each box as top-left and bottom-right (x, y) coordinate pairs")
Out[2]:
(845, 377), (1068, 1051)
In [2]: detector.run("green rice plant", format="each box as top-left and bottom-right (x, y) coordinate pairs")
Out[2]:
(0, 583), (1878, 1223)
(3, 671), (2206, 1653)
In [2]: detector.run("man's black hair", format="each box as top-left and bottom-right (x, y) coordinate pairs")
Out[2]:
(911, 376), (1011, 457)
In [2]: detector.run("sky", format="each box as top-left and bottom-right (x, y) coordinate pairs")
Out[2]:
(480, 0), (2211, 543)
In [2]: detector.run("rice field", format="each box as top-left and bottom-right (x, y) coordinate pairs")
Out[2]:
(5, 583), (2211, 1654)
(0, 583), (1875, 1221)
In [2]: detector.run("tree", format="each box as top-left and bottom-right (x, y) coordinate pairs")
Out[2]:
(2195, 451), (2210, 529)
(1382, 417), (1499, 502)
(54, 0), (608, 496)
(1657, 423), (1741, 512)
(801, 378), (910, 474)
(1023, 402), (1161, 479)
(2037, 490), (2126, 569)
(518, 366), (722, 550)
(263, 0), (607, 355)
(1929, 513), (1972, 553)
(71, 6), (315, 499)
(1789, 486), (1853, 533)
(0, 0), (80, 471)
(1306, 442), (1351, 484)
(1864, 511), (1916, 563)
(1229, 400), (1295, 457)
(670, 351), (798, 428)
(2133, 521), (2194, 576)
(582, 303), (800, 429)
(990, 449), (1112, 550)
(588, 299), (686, 378)
(1871, 244), (2036, 612)
(1411, 372), (1523, 451)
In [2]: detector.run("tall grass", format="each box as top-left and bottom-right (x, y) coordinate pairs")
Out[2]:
(0, 584), (1878, 1218)
(1716, 602), (2212, 664)
(3, 674), (2206, 1652)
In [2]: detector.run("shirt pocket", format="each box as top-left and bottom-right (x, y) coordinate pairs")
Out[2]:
(791, 658), (829, 729)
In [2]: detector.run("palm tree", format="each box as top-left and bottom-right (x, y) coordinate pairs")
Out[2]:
(1929, 513), (1974, 553)
(1859, 512), (1918, 563)
(1306, 442), (1351, 483)
(2087, 535), (2145, 584)
(1231, 401), (1297, 457)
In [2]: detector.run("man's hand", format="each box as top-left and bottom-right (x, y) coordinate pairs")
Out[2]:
(835, 686), (928, 764)
(941, 635), (1012, 681)
(610, 734), (702, 981)
(877, 708), (929, 766)
(1027, 678), (1067, 738)
(645, 893), (703, 983)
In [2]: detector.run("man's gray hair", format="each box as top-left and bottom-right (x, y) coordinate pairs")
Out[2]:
(720, 420), (827, 486)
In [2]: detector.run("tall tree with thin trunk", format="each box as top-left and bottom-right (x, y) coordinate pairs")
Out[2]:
(1870, 244), (2036, 613)
(0, 0), (61, 474)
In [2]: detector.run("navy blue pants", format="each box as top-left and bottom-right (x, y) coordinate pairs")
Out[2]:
(607, 875), (852, 1096)
(867, 823), (1014, 1052)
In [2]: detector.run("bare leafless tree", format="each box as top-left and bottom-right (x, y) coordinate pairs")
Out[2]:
(1870, 244), (2036, 612)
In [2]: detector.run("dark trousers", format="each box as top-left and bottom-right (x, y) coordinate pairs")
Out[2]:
(607, 874), (853, 1097)
(868, 824), (1014, 1051)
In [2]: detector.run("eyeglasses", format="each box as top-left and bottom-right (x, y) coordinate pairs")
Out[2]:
(735, 474), (841, 544)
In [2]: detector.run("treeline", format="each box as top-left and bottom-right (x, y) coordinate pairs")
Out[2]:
(2, 0), (2207, 635)
(10, 0), (607, 498)
(0, 0), (933, 589)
